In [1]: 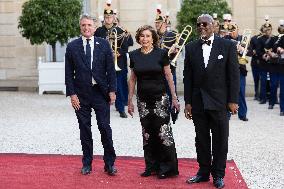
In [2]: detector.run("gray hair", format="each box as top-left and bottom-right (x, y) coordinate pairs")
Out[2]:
(197, 14), (214, 24)
(80, 14), (97, 23)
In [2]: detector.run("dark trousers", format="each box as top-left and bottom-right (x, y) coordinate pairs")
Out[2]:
(115, 70), (127, 112)
(259, 70), (268, 102)
(251, 65), (260, 98)
(76, 85), (116, 167)
(238, 74), (247, 119)
(192, 110), (229, 178)
(269, 73), (279, 106)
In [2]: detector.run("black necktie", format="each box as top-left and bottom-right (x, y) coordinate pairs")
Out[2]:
(86, 39), (91, 69)
(201, 39), (211, 46)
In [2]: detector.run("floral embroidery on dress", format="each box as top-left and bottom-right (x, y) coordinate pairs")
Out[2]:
(153, 95), (169, 118)
(159, 123), (174, 146)
(137, 97), (149, 118)
(142, 127), (149, 146)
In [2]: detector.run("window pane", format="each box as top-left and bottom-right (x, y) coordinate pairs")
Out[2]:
(83, 0), (90, 14)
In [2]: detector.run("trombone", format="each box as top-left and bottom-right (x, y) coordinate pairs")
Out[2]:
(168, 25), (192, 67)
(238, 29), (252, 65)
(107, 28), (121, 71)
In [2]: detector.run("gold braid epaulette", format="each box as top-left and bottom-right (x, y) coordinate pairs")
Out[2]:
(161, 30), (179, 49)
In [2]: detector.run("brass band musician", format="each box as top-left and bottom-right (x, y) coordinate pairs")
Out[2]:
(154, 4), (179, 108)
(225, 22), (249, 121)
(94, 0), (132, 118)
(256, 16), (278, 106)
(270, 19), (284, 115)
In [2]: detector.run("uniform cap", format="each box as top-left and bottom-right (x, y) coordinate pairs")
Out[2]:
(104, 0), (114, 15)
(155, 4), (165, 23)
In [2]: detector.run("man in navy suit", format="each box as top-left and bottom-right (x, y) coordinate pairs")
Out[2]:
(65, 14), (117, 176)
(183, 14), (239, 188)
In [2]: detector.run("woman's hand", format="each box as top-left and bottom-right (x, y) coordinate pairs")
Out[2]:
(128, 100), (135, 117)
(172, 98), (180, 112)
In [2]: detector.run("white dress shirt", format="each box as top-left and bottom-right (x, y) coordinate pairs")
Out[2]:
(202, 35), (214, 68)
(82, 36), (96, 85)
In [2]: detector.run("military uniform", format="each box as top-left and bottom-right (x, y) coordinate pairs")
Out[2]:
(94, 1), (131, 118)
(256, 33), (278, 105)
(155, 7), (179, 108)
(271, 22), (284, 115)
(225, 32), (248, 121)
(158, 30), (179, 76)
(249, 34), (261, 100)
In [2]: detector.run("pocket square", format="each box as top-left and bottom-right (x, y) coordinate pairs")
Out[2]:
(96, 42), (99, 45)
(218, 55), (223, 59)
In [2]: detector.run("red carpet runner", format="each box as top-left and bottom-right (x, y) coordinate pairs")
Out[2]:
(0, 154), (247, 189)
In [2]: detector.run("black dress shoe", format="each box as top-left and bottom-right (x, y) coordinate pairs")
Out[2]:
(213, 177), (225, 188)
(81, 165), (92, 175)
(104, 165), (117, 176)
(268, 105), (274, 109)
(157, 173), (167, 179)
(239, 117), (248, 121)
(186, 175), (209, 184)
(119, 111), (128, 118)
(253, 96), (259, 100)
(259, 100), (266, 104)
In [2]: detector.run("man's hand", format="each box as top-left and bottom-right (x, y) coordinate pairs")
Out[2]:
(252, 50), (256, 55)
(109, 92), (116, 105)
(168, 44), (179, 55)
(262, 54), (270, 61)
(237, 45), (245, 54)
(277, 47), (284, 54)
(184, 104), (192, 120)
(228, 103), (239, 115)
(128, 99), (134, 117)
(70, 95), (80, 110)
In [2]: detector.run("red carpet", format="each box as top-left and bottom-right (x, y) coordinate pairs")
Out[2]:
(0, 154), (247, 189)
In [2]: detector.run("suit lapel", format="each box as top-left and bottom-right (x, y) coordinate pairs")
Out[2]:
(77, 37), (89, 69)
(196, 40), (205, 69)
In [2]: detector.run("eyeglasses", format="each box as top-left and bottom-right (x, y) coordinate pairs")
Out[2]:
(197, 22), (209, 27)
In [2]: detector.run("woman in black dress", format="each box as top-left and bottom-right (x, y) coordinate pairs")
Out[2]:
(128, 25), (180, 179)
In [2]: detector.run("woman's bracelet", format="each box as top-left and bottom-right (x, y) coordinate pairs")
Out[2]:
(172, 95), (178, 100)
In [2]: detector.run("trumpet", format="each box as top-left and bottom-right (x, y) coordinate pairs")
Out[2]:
(238, 29), (252, 65)
(168, 25), (192, 67)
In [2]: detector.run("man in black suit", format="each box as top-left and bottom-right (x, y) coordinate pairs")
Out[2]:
(65, 14), (117, 176)
(183, 14), (239, 188)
